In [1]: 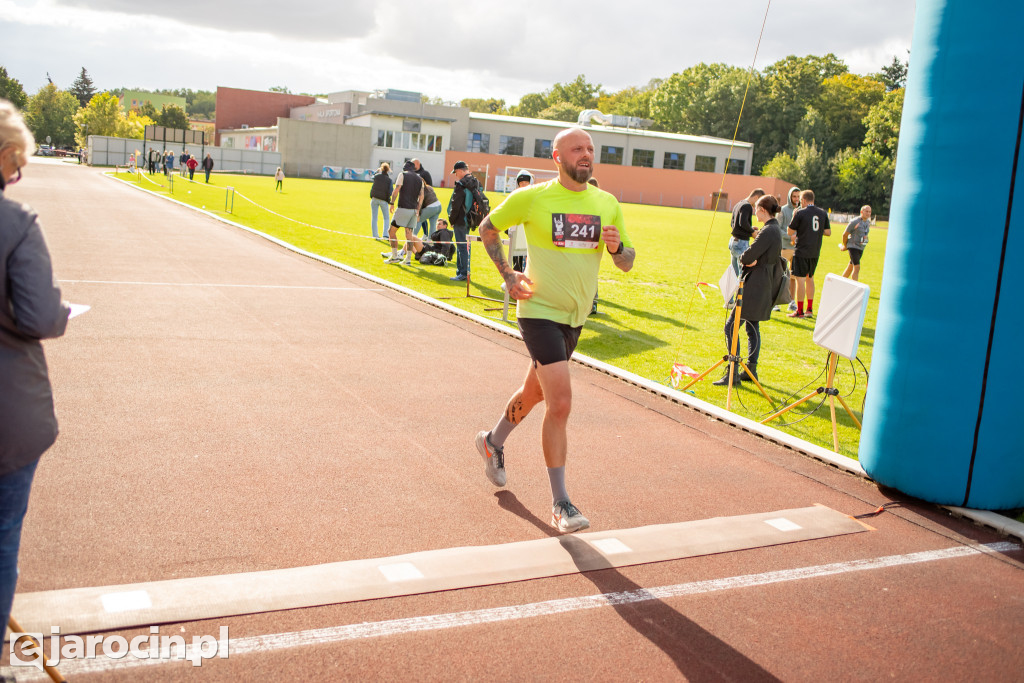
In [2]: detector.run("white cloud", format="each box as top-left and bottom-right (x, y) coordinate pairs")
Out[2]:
(0, 0), (915, 103)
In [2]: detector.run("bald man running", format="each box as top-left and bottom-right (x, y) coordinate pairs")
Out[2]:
(474, 127), (636, 533)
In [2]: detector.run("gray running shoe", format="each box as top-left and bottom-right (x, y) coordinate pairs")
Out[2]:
(474, 431), (506, 487)
(787, 300), (798, 312)
(551, 500), (590, 533)
(385, 256), (403, 264)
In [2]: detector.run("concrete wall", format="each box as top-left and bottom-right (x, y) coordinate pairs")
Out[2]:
(443, 150), (789, 210)
(277, 118), (371, 178)
(86, 135), (281, 176)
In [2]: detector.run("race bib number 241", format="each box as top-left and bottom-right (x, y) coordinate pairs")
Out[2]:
(552, 213), (601, 249)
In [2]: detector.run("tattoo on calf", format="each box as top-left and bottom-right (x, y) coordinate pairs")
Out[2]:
(505, 398), (525, 424)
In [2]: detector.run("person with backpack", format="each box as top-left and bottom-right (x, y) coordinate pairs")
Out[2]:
(447, 161), (484, 282)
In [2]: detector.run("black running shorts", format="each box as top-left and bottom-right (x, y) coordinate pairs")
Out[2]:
(847, 247), (863, 266)
(517, 317), (583, 366)
(792, 255), (819, 278)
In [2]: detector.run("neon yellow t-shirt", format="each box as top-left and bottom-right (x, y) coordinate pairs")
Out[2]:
(488, 179), (631, 328)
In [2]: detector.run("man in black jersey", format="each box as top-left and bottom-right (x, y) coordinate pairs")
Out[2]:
(787, 189), (831, 318)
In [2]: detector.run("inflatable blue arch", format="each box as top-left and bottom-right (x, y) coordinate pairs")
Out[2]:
(859, 0), (1024, 509)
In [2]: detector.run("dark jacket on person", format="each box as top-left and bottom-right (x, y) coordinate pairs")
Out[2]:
(424, 227), (455, 260)
(420, 184), (438, 209)
(738, 218), (782, 322)
(415, 166), (433, 187)
(730, 200), (755, 240)
(202, 156), (214, 172)
(0, 190), (69, 476)
(395, 171), (423, 210)
(447, 173), (479, 227)
(370, 170), (393, 202)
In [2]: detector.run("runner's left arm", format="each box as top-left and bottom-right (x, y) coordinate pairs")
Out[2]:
(601, 225), (635, 272)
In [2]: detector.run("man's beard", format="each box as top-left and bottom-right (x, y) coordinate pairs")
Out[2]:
(560, 158), (592, 184)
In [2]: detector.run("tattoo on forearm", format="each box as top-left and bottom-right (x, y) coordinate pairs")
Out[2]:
(479, 221), (512, 274)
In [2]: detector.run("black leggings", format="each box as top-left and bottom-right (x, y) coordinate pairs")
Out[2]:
(724, 311), (761, 367)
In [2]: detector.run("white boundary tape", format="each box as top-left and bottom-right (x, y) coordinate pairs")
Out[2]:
(3, 541), (1018, 679)
(102, 173), (1024, 544)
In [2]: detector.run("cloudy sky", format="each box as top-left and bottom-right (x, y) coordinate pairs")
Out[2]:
(1, 0), (915, 104)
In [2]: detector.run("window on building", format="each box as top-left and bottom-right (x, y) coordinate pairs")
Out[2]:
(499, 135), (524, 156)
(632, 149), (654, 168)
(663, 152), (684, 170)
(601, 145), (623, 165)
(695, 155), (716, 173)
(726, 158), (746, 175)
(534, 139), (552, 158)
(467, 132), (490, 153)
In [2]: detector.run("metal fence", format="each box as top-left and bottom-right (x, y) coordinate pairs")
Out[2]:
(86, 136), (281, 176)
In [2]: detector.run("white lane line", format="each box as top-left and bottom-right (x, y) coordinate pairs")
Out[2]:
(58, 279), (379, 291)
(8, 541), (1016, 679)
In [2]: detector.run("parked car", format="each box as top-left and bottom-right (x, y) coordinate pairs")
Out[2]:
(35, 144), (54, 156)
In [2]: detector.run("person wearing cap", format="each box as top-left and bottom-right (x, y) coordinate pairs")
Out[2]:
(446, 161), (480, 281)
(472, 127), (636, 534)
(385, 160), (424, 265)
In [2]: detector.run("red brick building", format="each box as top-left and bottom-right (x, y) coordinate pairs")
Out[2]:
(214, 87), (316, 145)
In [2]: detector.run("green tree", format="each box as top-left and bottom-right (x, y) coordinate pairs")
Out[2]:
(134, 100), (159, 120)
(188, 90), (216, 119)
(650, 63), (758, 139)
(753, 53), (848, 170)
(835, 147), (895, 214)
(536, 101), (581, 122)
(460, 97), (506, 114)
(268, 85), (291, 94)
(25, 83), (80, 147)
(873, 54), (909, 92)
(73, 92), (124, 145)
(0, 66), (28, 109)
(816, 73), (885, 155)
(116, 111), (155, 139)
(510, 92), (547, 118)
(69, 67), (97, 107)
(863, 88), (905, 159)
(787, 106), (829, 154)
(597, 79), (661, 126)
(760, 151), (801, 185)
(547, 74), (603, 109)
(157, 103), (189, 130)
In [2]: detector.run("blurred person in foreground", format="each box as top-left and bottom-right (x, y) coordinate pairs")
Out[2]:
(0, 99), (70, 642)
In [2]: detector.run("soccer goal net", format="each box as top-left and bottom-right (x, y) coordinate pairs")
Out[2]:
(496, 165), (559, 193)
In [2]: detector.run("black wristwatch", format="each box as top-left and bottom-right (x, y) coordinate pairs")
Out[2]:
(610, 241), (624, 255)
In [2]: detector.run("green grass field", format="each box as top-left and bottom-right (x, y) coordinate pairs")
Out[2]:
(115, 169), (886, 459)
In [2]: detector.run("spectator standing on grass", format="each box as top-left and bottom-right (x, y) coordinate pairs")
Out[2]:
(186, 154), (198, 181)
(148, 147), (160, 175)
(729, 188), (765, 276)
(418, 182), (443, 239)
(164, 150), (174, 176)
(369, 162), (393, 240)
(179, 149), (189, 177)
(473, 127), (636, 534)
(840, 205), (871, 281)
(787, 189), (831, 318)
(447, 161), (479, 282)
(713, 194), (782, 386)
(385, 160), (424, 266)
(202, 153), (214, 183)
(275, 167), (284, 192)
(0, 99), (71, 644)
(507, 170), (534, 273)
(779, 186), (801, 311)
(411, 158), (432, 187)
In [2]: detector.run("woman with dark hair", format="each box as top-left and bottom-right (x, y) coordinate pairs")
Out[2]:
(0, 99), (70, 642)
(714, 194), (782, 385)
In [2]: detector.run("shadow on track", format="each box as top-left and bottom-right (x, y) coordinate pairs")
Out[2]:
(495, 491), (781, 682)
